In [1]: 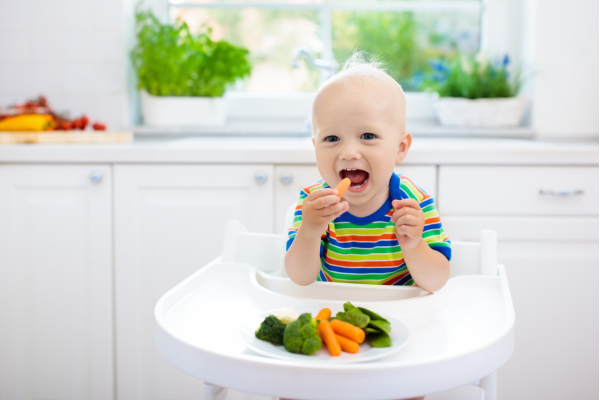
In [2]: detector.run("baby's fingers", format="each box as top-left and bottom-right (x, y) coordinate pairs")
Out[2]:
(322, 201), (349, 218)
(306, 188), (338, 201)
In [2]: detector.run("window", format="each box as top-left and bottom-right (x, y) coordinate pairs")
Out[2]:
(168, 0), (482, 93)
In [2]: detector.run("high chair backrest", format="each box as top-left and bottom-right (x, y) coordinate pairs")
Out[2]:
(221, 205), (497, 278)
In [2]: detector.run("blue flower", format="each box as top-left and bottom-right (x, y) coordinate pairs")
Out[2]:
(502, 54), (510, 67)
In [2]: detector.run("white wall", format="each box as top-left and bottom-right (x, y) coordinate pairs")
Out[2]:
(530, 0), (599, 139)
(0, 0), (129, 131)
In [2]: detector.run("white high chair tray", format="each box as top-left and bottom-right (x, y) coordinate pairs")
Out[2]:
(155, 260), (515, 400)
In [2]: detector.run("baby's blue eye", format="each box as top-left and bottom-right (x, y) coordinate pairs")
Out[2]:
(325, 135), (340, 142)
(361, 133), (375, 140)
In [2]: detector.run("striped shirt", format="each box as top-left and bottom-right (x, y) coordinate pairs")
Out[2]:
(286, 172), (451, 285)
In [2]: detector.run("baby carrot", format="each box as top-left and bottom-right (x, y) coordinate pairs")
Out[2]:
(315, 308), (331, 321)
(335, 334), (360, 354)
(336, 178), (351, 199)
(330, 319), (366, 344)
(317, 319), (341, 356)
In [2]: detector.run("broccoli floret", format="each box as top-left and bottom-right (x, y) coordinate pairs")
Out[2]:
(255, 315), (286, 344)
(283, 313), (322, 355)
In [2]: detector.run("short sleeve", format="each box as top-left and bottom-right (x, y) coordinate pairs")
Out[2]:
(286, 182), (328, 259)
(397, 175), (452, 260)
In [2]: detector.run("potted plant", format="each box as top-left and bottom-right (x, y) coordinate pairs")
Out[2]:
(131, 7), (252, 127)
(420, 54), (527, 127)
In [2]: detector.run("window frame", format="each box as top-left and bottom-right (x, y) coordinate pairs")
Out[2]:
(163, 0), (519, 124)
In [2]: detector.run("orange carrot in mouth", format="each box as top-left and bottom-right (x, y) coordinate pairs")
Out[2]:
(335, 334), (360, 353)
(330, 319), (366, 344)
(336, 178), (351, 199)
(317, 320), (341, 356)
(315, 308), (332, 321)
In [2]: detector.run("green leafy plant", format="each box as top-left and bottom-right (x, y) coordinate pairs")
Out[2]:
(419, 53), (522, 99)
(131, 6), (252, 97)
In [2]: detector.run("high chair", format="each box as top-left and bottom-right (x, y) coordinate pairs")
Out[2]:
(155, 205), (514, 400)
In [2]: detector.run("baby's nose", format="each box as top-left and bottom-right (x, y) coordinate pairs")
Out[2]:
(339, 143), (362, 160)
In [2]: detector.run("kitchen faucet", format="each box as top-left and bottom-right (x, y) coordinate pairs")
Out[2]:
(291, 46), (339, 85)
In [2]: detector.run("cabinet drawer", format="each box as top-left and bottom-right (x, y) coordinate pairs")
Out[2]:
(438, 166), (599, 216)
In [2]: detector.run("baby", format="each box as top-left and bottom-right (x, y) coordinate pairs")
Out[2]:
(283, 52), (452, 400)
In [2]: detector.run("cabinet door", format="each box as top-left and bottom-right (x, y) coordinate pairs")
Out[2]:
(0, 165), (113, 400)
(114, 165), (274, 400)
(274, 165), (437, 234)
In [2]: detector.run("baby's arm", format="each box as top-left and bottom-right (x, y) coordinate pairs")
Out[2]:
(285, 188), (348, 285)
(391, 199), (450, 292)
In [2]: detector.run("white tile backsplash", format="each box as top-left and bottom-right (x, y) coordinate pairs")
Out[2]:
(0, 63), (34, 93)
(93, 31), (124, 61)
(0, 1), (31, 30)
(62, 0), (94, 29)
(92, 1), (123, 30)
(0, 30), (32, 61)
(32, 63), (66, 93)
(31, 0), (66, 30)
(63, 30), (94, 61)
(0, 0), (129, 129)
(31, 30), (66, 62)
(93, 64), (125, 94)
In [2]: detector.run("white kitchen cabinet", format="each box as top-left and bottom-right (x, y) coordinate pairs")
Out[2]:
(0, 165), (113, 400)
(114, 165), (274, 400)
(437, 165), (599, 400)
(274, 165), (437, 234)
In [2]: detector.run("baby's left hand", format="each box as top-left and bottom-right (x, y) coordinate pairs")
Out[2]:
(391, 199), (425, 250)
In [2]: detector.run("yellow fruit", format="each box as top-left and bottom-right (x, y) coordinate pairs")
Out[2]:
(0, 114), (55, 131)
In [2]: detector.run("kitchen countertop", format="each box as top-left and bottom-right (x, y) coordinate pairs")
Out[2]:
(0, 136), (597, 165)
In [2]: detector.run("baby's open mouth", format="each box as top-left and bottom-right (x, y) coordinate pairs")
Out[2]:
(339, 169), (369, 190)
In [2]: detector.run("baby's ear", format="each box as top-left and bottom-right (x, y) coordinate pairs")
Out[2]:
(395, 132), (412, 164)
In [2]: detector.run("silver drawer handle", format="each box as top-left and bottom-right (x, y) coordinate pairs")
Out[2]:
(539, 189), (584, 197)
(89, 171), (103, 184)
(255, 171), (268, 185)
(280, 172), (293, 185)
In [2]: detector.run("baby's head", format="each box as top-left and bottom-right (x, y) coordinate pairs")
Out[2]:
(311, 52), (412, 207)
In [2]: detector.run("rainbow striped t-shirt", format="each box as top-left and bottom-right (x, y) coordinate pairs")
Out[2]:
(286, 172), (451, 285)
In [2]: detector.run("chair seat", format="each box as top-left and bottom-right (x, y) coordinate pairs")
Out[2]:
(425, 385), (484, 400)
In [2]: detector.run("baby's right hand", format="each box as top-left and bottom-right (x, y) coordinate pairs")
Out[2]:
(300, 188), (349, 237)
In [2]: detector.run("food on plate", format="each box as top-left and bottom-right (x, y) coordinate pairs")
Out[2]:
(336, 178), (351, 199)
(316, 319), (341, 356)
(272, 307), (299, 325)
(315, 308), (331, 321)
(283, 313), (322, 355)
(330, 319), (365, 344)
(255, 315), (286, 344)
(0, 114), (54, 131)
(368, 331), (393, 348)
(332, 302), (393, 348)
(368, 319), (391, 335)
(254, 303), (394, 357)
(358, 307), (389, 323)
(334, 334), (359, 353)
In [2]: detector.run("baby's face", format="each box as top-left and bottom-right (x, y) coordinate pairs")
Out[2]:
(312, 77), (411, 208)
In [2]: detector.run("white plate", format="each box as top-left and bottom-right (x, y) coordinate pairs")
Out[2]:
(238, 306), (410, 363)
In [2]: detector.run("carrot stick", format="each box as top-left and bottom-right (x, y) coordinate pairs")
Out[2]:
(330, 319), (366, 344)
(317, 319), (341, 356)
(315, 308), (331, 321)
(336, 178), (351, 199)
(335, 334), (360, 353)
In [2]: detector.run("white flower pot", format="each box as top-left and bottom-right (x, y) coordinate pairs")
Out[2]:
(432, 95), (528, 127)
(140, 90), (226, 127)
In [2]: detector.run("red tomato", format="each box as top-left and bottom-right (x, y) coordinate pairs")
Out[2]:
(80, 115), (89, 129)
(92, 122), (106, 131)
